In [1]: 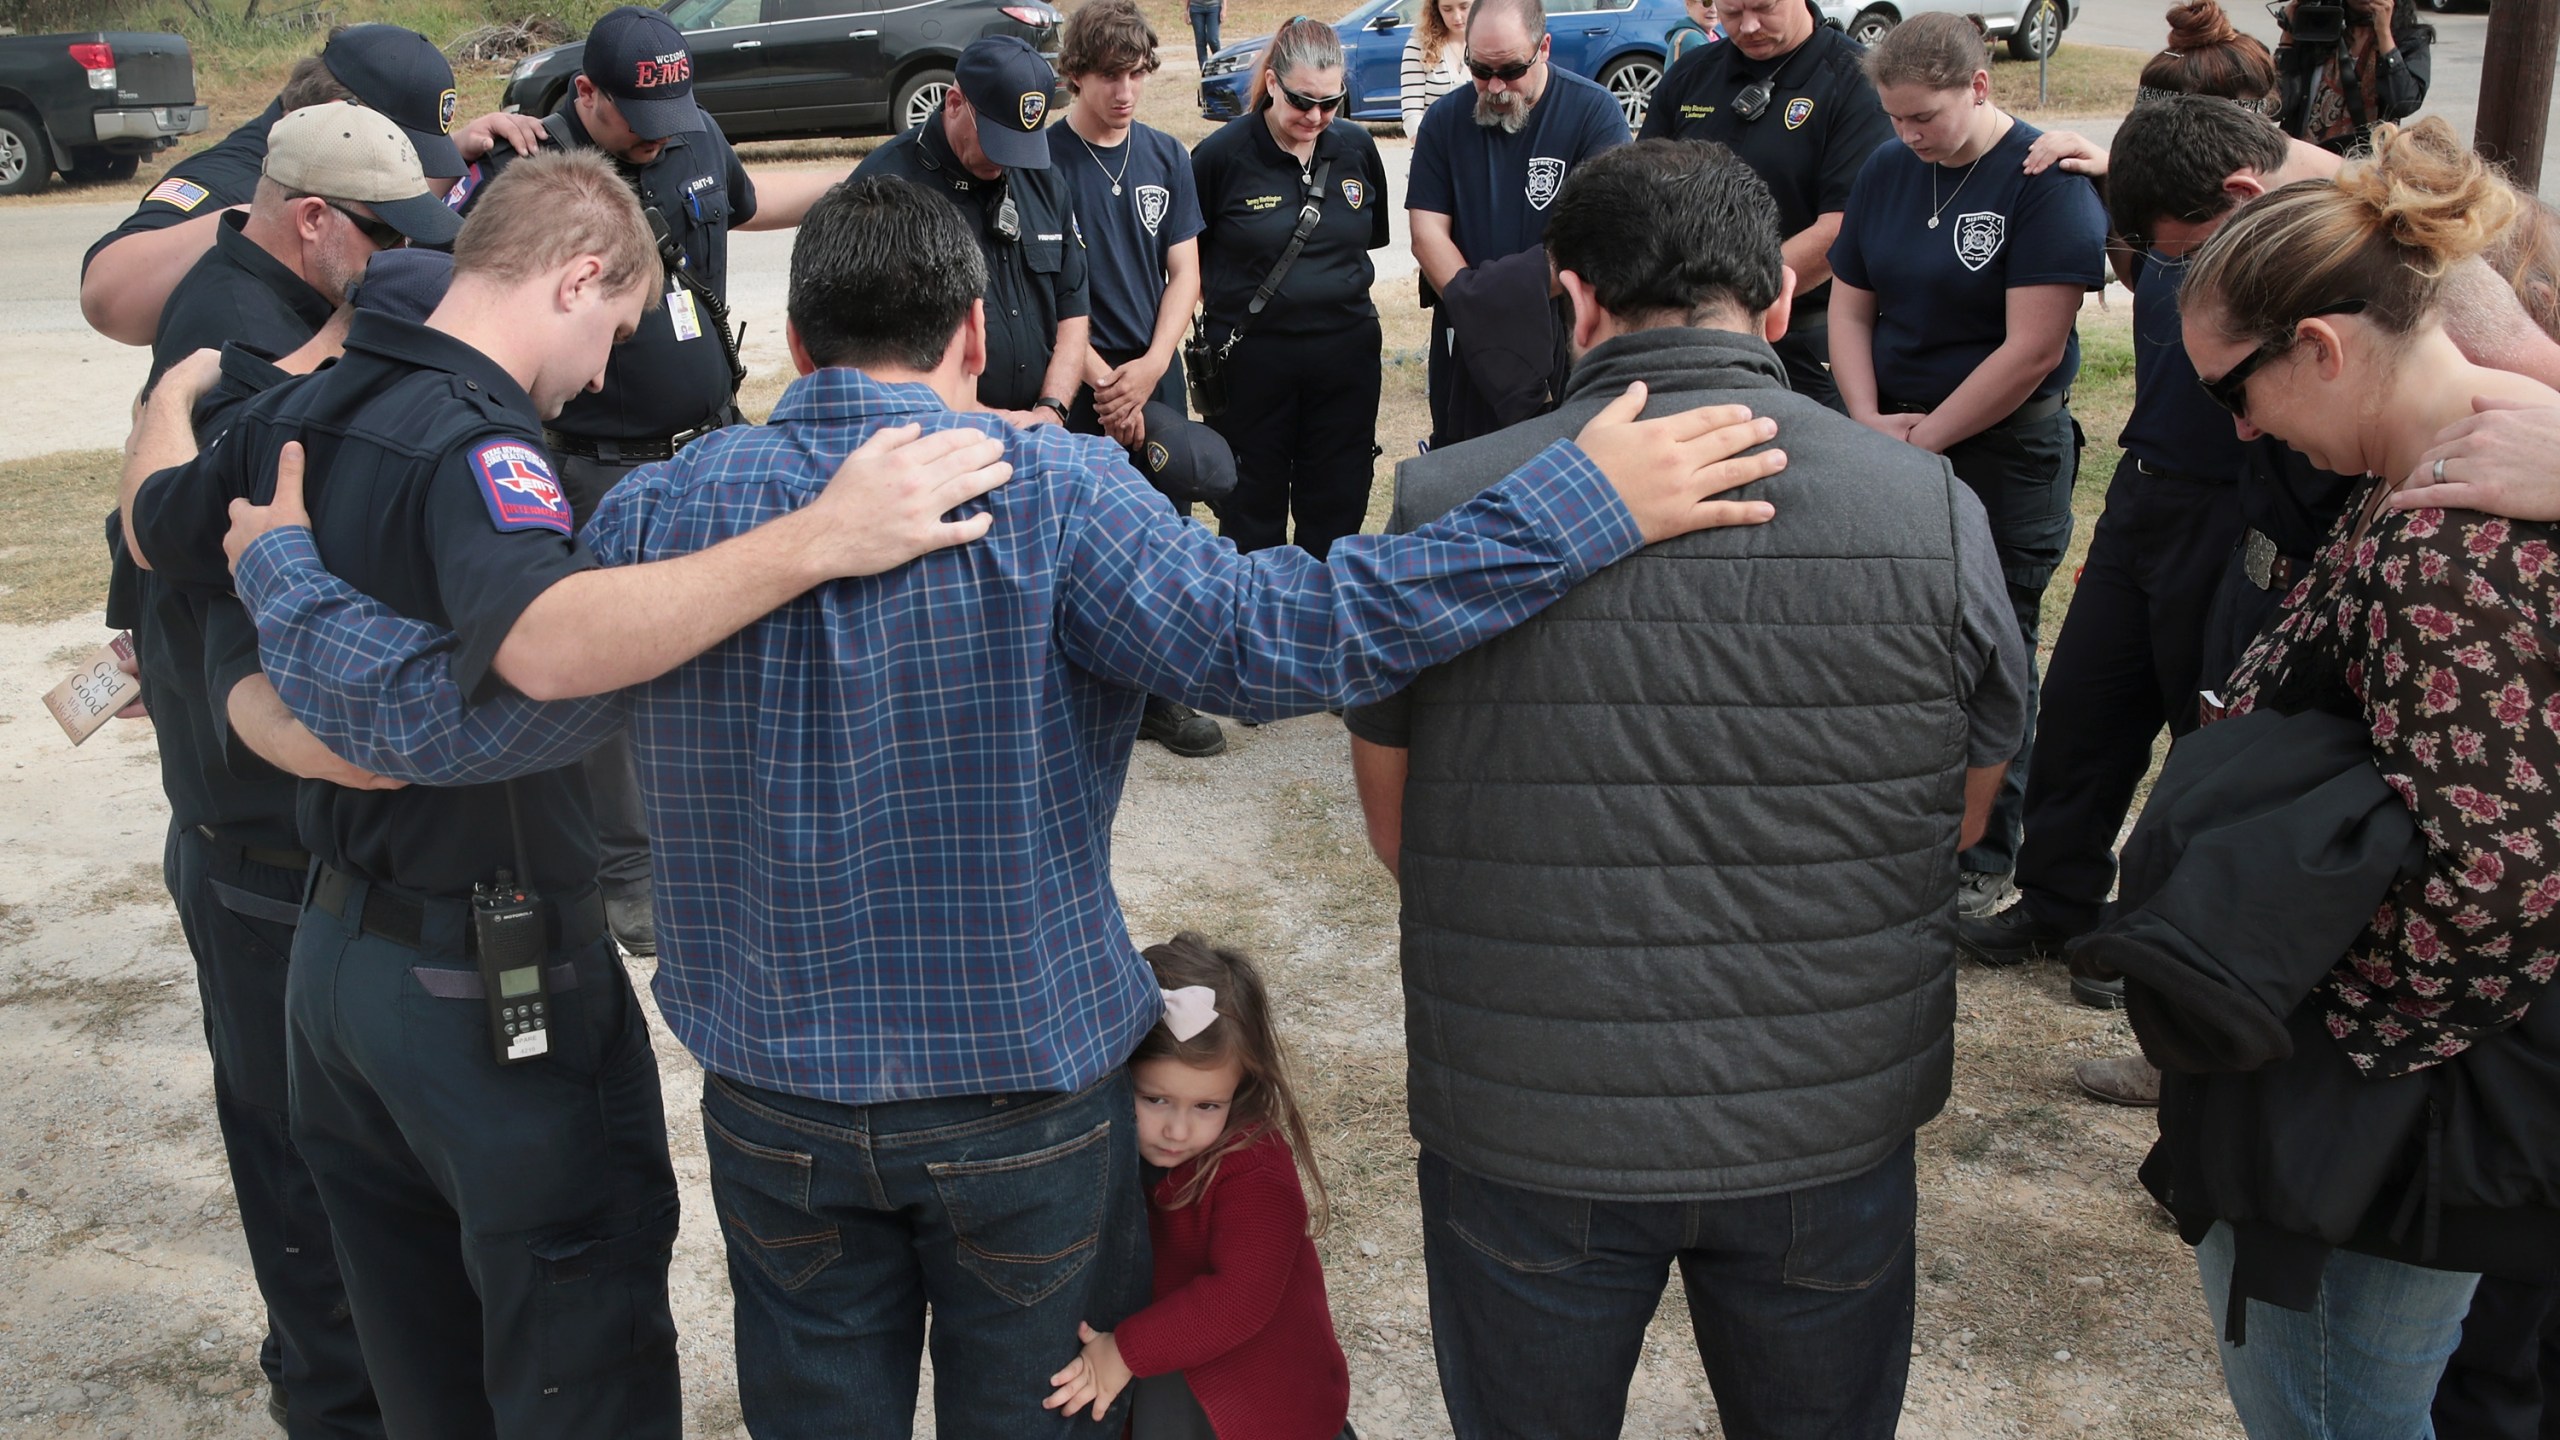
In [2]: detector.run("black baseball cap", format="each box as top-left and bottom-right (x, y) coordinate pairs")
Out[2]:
(349, 249), (456, 323)
(955, 36), (1056, 171)
(1132, 403), (1237, 508)
(320, 24), (464, 179)
(583, 6), (707, 140)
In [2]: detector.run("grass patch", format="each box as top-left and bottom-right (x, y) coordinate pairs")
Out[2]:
(0, 448), (121, 625)
(1993, 41), (2149, 119)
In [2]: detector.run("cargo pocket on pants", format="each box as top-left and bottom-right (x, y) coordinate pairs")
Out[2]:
(705, 1109), (841, 1291)
(927, 1120), (1111, 1307)
(533, 1196), (681, 1387)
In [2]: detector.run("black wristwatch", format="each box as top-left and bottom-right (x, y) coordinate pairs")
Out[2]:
(1035, 396), (1071, 422)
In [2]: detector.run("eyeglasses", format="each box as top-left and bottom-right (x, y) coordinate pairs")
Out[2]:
(324, 200), (406, 251)
(1464, 51), (1537, 81)
(1276, 82), (1347, 112)
(2197, 299), (2368, 420)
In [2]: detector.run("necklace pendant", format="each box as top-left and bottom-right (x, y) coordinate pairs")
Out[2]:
(1927, 216), (1939, 229)
(1111, 182), (1123, 195)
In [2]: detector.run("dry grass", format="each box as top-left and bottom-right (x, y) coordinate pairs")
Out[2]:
(0, 448), (122, 625)
(1995, 42), (2151, 119)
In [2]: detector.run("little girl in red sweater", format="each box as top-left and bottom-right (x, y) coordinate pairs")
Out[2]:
(1045, 932), (1355, 1440)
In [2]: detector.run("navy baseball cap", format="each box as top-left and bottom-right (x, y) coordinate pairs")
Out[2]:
(349, 249), (455, 323)
(583, 6), (706, 140)
(1132, 403), (1237, 508)
(955, 37), (1055, 171)
(321, 24), (464, 179)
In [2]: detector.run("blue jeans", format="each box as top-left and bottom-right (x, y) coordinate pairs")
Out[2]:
(1188, 3), (1221, 66)
(2197, 1221), (2481, 1439)
(703, 1070), (1152, 1440)
(1419, 1141), (1917, 1440)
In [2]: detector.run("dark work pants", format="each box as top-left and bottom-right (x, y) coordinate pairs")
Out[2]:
(2436, 1277), (2560, 1440)
(167, 826), (382, 1438)
(702, 1071), (1153, 1440)
(1188, 2), (1221, 66)
(2012, 456), (2246, 933)
(287, 879), (682, 1439)
(556, 450), (652, 896)
(1419, 1141), (1918, 1440)
(1935, 408), (2082, 877)
(1773, 316), (1845, 415)
(1207, 320), (1383, 560)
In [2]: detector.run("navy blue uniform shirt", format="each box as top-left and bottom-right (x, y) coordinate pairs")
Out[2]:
(1638, 14), (1890, 304)
(1192, 112), (1392, 336)
(1051, 120), (1202, 356)
(856, 117), (1091, 411)
(1829, 119), (2107, 407)
(148, 211), (336, 390)
(134, 312), (601, 898)
(2118, 251), (2247, 481)
(84, 100), (283, 277)
(453, 102), (756, 441)
(1406, 66), (1629, 264)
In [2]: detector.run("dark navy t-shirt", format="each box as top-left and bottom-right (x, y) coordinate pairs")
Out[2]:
(2117, 250), (2247, 480)
(1829, 120), (2107, 407)
(1050, 120), (1204, 356)
(1406, 66), (1629, 263)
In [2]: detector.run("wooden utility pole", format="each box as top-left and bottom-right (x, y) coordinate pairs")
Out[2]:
(2476, 0), (2560, 189)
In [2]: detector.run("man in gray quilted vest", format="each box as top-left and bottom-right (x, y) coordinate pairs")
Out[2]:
(1345, 137), (2030, 1440)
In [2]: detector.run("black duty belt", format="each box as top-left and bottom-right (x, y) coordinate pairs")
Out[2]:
(544, 420), (724, 466)
(193, 823), (310, 875)
(1883, 390), (2068, 430)
(2242, 528), (2306, 593)
(311, 864), (604, 988)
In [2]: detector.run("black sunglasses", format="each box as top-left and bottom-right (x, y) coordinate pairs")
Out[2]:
(2197, 299), (2368, 420)
(324, 200), (407, 251)
(1277, 81), (1347, 112)
(1464, 51), (1537, 81)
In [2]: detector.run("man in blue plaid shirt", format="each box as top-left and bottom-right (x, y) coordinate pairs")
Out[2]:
(220, 175), (1787, 1435)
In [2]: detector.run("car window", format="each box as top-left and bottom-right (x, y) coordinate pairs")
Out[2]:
(1339, 0), (1419, 26)
(667, 0), (769, 28)
(773, 0), (863, 16)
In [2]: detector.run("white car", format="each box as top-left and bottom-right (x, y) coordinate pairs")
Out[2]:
(1816, 0), (2077, 58)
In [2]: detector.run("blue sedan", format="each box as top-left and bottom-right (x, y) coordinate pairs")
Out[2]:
(1196, 0), (1688, 131)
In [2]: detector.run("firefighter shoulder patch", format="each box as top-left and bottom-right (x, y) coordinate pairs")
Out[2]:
(469, 439), (572, 535)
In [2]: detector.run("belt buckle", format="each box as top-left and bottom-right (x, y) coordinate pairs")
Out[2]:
(2243, 530), (2277, 590)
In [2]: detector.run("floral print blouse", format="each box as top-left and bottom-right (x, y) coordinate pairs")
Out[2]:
(2226, 484), (2560, 1079)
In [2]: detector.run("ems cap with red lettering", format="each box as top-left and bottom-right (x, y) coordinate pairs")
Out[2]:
(583, 5), (708, 140)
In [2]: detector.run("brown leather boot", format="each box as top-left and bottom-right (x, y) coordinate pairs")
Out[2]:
(2073, 1055), (2160, 1108)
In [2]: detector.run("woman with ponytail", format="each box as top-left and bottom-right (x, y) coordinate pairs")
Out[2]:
(2147, 117), (2560, 1435)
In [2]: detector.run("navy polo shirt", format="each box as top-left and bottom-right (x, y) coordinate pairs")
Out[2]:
(456, 103), (757, 440)
(1051, 120), (1202, 356)
(148, 210), (336, 390)
(83, 99), (282, 277)
(2116, 251), (2247, 481)
(1406, 66), (1629, 263)
(1192, 111), (1393, 337)
(1638, 13), (1890, 290)
(1829, 119), (2106, 407)
(857, 117), (1091, 411)
(135, 312), (602, 899)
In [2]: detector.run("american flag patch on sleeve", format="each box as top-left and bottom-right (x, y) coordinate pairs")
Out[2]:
(143, 177), (211, 211)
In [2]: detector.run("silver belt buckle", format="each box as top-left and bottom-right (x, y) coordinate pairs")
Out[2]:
(2243, 529), (2277, 590)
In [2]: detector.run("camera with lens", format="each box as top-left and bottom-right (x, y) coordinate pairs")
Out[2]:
(2290, 1), (2349, 42)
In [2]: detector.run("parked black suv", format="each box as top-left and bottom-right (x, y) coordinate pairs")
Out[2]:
(502, 0), (1062, 143)
(0, 30), (207, 195)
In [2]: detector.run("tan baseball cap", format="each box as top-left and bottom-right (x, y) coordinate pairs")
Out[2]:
(263, 100), (461, 247)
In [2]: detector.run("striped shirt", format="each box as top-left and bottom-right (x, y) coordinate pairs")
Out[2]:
(1401, 31), (1465, 134)
(236, 367), (1644, 1105)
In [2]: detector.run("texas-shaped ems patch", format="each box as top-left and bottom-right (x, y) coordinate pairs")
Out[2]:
(470, 439), (573, 535)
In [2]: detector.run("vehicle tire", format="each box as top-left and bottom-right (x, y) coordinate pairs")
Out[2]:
(63, 145), (139, 183)
(2007, 0), (2061, 59)
(1598, 54), (1664, 132)
(1847, 5), (1898, 47)
(0, 108), (50, 196)
(894, 69), (956, 136)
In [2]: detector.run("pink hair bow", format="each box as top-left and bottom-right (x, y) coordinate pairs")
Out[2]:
(1161, 986), (1220, 1042)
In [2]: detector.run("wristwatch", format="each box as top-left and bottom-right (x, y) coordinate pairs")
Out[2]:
(1035, 396), (1071, 423)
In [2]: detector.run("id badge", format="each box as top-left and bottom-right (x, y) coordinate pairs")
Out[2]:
(668, 287), (703, 342)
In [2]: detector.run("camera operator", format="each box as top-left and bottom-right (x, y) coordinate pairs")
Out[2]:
(2273, 0), (2430, 154)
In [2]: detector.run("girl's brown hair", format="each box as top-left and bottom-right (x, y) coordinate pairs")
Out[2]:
(2184, 117), (2520, 351)
(1417, 0), (1464, 71)
(2138, 0), (2277, 109)
(1863, 11), (1990, 92)
(1135, 933), (1331, 1235)
(1249, 15), (1347, 112)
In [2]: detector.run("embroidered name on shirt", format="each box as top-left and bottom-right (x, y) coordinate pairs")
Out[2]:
(471, 441), (573, 535)
(1246, 194), (1282, 211)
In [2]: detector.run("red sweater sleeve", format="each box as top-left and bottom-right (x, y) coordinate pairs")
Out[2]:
(1114, 1146), (1310, 1377)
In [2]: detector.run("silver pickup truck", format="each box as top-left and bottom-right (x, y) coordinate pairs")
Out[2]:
(0, 29), (209, 195)
(1818, 0), (2079, 58)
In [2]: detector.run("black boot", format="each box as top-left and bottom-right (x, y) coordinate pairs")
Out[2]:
(1140, 696), (1228, 757)
(1954, 902), (2078, 968)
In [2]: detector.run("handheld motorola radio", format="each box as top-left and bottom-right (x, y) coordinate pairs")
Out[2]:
(473, 783), (550, 1064)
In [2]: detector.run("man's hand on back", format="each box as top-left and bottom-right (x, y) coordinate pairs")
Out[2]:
(1573, 383), (1784, 544)
(225, 440), (313, 575)
(786, 422), (1015, 582)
